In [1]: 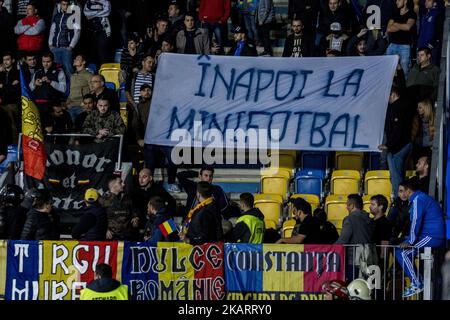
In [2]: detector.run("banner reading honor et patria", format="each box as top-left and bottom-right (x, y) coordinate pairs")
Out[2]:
(145, 53), (397, 152)
(0, 241), (345, 300)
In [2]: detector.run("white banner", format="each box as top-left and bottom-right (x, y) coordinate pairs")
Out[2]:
(145, 53), (397, 152)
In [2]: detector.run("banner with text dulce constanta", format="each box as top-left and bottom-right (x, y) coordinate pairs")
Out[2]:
(145, 53), (397, 152)
(224, 244), (346, 300)
(0, 241), (345, 300)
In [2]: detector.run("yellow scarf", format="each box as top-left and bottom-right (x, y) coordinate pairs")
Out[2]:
(183, 197), (214, 234)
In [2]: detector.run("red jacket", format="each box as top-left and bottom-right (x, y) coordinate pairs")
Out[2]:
(17, 16), (45, 52)
(199, 0), (231, 23)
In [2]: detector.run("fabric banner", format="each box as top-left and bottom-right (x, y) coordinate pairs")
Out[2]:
(121, 242), (225, 300)
(21, 68), (46, 180)
(0, 241), (345, 300)
(224, 244), (345, 300)
(145, 53), (397, 152)
(43, 140), (118, 231)
(3, 240), (117, 300)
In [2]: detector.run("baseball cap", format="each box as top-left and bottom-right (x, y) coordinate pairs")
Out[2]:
(140, 83), (152, 91)
(330, 22), (342, 32)
(85, 188), (99, 203)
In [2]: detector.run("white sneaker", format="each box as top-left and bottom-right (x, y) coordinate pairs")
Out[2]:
(167, 184), (181, 193)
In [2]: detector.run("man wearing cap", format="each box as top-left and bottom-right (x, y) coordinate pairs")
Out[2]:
(131, 84), (152, 148)
(71, 188), (108, 240)
(317, 0), (351, 48)
(227, 25), (257, 56)
(320, 22), (349, 56)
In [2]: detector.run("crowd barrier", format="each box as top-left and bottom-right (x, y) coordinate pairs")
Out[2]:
(0, 240), (436, 300)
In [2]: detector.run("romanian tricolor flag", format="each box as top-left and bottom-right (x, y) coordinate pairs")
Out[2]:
(20, 68), (46, 180)
(159, 218), (177, 236)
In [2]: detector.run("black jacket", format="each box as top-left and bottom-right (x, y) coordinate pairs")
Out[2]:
(177, 170), (229, 217)
(227, 208), (265, 243)
(0, 108), (12, 152)
(346, 33), (387, 56)
(132, 181), (177, 223)
(0, 66), (20, 104)
(288, 0), (320, 32)
(227, 41), (258, 56)
(0, 8), (15, 55)
(0, 205), (27, 239)
(71, 204), (108, 241)
(86, 278), (122, 293)
(20, 208), (60, 240)
(143, 208), (179, 243)
(387, 197), (410, 242)
(384, 97), (412, 154)
(318, 220), (339, 244)
(94, 87), (120, 112)
(282, 33), (314, 57)
(186, 201), (223, 245)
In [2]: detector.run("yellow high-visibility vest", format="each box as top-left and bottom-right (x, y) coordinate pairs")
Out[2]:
(80, 284), (129, 300)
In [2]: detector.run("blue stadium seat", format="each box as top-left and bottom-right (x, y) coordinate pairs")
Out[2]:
(294, 169), (324, 197)
(87, 63), (97, 74)
(0, 145), (18, 173)
(369, 152), (382, 170)
(301, 151), (329, 173)
(105, 81), (116, 90)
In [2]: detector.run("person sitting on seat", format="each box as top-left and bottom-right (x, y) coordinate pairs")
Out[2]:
(276, 197), (320, 244)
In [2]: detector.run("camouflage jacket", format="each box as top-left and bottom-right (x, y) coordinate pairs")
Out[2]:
(82, 109), (126, 142)
(99, 192), (138, 240)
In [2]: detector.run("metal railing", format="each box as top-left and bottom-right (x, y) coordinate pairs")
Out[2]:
(344, 244), (434, 300)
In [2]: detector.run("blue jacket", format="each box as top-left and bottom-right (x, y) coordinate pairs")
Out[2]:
(417, 6), (440, 49)
(49, 8), (81, 48)
(407, 191), (445, 245)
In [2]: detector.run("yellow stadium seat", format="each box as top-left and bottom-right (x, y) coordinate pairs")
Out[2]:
(363, 194), (392, 213)
(335, 152), (364, 171)
(99, 63), (121, 89)
(282, 219), (297, 238)
(265, 219), (277, 230)
(405, 170), (416, 179)
(289, 194), (320, 218)
(365, 170), (392, 196)
(260, 168), (292, 200)
(254, 194), (284, 228)
(331, 170), (361, 194)
(325, 194), (348, 233)
(269, 150), (297, 170)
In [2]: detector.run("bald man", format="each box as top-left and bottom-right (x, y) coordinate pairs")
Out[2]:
(132, 168), (177, 225)
(89, 74), (120, 112)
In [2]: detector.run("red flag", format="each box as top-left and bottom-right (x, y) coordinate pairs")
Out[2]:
(21, 69), (46, 180)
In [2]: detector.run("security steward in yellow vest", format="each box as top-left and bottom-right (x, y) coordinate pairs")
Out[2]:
(80, 263), (128, 300)
(227, 193), (265, 244)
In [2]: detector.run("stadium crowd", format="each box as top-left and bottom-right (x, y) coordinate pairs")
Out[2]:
(0, 0), (447, 299)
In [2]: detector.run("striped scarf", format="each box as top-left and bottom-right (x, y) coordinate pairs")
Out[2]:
(182, 197), (213, 234)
